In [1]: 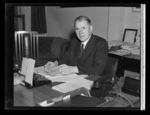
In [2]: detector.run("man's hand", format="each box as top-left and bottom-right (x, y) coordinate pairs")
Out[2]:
(58, 64), (79, 75)
(44, 60), (58, 70)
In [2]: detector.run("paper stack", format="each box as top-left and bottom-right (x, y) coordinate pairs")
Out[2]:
(109, 49), (131, 56)
(52, 77), (93, 93)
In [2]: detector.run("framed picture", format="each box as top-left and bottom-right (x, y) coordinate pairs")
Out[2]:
(122, 29), (138, 43)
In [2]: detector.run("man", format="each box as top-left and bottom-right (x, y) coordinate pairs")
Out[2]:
(45, 16), (108, 76)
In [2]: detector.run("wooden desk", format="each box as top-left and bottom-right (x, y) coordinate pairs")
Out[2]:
(121, 54), (140, 74)
(108, 53), (140, 77)
(13, 75), (101, 107)
(14, 84), (61, 106)
(13, 77), (140, 108)
(14, 83), (140, 108)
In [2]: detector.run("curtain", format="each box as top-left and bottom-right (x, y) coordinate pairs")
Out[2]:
(31, 6), (47, 34)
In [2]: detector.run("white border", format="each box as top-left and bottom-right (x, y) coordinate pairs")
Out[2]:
(140, 4), (146, 110)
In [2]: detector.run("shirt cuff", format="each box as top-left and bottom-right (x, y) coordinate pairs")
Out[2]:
(73, 66), (79, 73)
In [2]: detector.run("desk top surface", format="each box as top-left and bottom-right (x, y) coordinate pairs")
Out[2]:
(13, 75), (101, 107)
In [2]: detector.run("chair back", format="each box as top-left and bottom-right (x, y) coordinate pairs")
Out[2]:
(101, 56), (119, 82)
(90, 56), (119, 99)
(14, 31), (38, 61)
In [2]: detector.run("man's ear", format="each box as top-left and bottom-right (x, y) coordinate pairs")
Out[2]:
(90, 25), (93, 32)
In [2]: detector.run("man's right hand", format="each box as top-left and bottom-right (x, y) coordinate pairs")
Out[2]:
(44, 60), (58, 70)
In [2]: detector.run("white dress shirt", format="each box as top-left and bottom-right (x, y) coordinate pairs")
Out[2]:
(81, 37), (91, 49)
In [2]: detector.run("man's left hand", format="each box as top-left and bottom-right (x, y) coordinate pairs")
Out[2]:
(58, 64), (79, 75)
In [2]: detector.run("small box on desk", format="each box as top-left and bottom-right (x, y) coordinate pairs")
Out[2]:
(121, 76), (140, 97)
(21, 73), (52, 89)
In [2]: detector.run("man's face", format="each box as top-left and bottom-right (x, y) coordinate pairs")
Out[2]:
(75, 20), (93, 42)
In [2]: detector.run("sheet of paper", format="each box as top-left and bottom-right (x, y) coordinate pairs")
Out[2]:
(68, 78), (93, 90)
(52, 78), (93, 93)
(20, 57), (30, 75)
(52, 81), (82, 93)
(25, 58), (35, 86)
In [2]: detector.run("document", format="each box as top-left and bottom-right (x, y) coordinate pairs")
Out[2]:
(20, 57), (30, 75)
(52, 78), (93, 93)
(25, 58), (35, 86)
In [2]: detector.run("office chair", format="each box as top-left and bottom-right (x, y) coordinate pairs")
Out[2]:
(101, 56), (119, 83)
(14, 31), (38, 62)
(90, 56), (119, 99)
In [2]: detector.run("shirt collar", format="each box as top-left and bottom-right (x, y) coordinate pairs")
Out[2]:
(81, 35), (92, 49)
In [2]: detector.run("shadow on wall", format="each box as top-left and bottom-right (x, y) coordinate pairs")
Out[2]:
(68, 30), (77, 40)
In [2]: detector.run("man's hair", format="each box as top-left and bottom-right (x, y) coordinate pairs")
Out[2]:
(74, 16), (91, 26)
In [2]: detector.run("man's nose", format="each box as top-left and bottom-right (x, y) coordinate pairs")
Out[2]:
(79, 30), (83, 35)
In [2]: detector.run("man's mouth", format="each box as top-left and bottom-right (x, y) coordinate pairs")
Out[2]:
(79, 35), (84, 38)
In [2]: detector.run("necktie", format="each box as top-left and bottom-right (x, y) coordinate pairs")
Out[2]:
(79, 43), (84, 58)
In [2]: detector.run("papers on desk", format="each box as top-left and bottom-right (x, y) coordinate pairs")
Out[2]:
(34, 66), (88, 82)
(52, 78), (93, 93)
(121, 44), (139, 51)
(121, 44), (140, 55)
(108, 40), (124, 48)
(109, 49), (131, 56)
(130, 48), (140, 55)
(108, 41), (140, 55)
(34, 66), (92, 94)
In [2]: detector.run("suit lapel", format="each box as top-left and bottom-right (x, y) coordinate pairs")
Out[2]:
(71, 39), (81, 64)
(80, 35), (96, 61)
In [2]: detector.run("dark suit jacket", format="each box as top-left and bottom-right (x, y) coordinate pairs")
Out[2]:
(58, 34), (108, 75)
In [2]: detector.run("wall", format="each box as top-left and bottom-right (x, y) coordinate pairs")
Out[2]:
(108, 7), (141, 42)
(123, 7), (141, 37)
(45, 7), (109, 40)
(19, 6), (141, 42)
(108, 7), (125, 41)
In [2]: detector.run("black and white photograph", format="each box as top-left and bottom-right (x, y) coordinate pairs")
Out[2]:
(5, 3), (145, 110)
